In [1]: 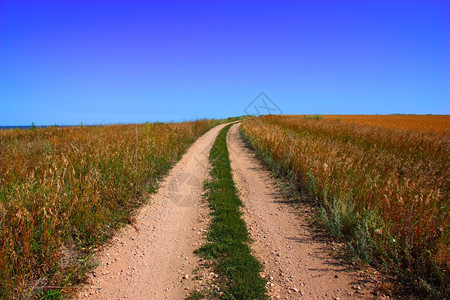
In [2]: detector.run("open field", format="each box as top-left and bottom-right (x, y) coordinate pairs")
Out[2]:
(323, 115), (449, 135)
(0, 120), (221, 298)
(241, 115), (449, 297)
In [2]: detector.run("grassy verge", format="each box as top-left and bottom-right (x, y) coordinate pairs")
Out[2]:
(194, 124), (267, 299)
(240, 115), (449, 299)
(0, 119), (234, 299)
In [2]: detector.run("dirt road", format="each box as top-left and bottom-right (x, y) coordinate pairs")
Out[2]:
(227, 123), (377, 299)
(80, 123), (227, 299)
(80, 122), (379, 299)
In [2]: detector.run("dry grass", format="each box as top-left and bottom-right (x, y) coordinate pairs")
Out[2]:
(322, 115), (450, 135)
(241, 115), (449, 297)
(0, 120), (218, 298)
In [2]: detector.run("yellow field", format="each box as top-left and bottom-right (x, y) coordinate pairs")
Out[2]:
(323, 115), (449, 134)
(241, 115), (449, 296)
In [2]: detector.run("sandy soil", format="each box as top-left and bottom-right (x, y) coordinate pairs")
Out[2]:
(78, 123), (228, 299)
(227, 123), (379, 300)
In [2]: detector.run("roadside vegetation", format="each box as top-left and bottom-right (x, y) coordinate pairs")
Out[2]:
(241, 115), (449, 298)
(193, 124), (267, 299)
(0, 119), (233, 299)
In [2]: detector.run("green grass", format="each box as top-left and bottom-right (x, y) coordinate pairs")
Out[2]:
(303, 114), (324, 120)
(194, 124), (267, 299)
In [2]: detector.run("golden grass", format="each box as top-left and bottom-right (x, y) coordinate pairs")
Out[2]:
(241, 115), (449, 297)
(322, 115), (450, 135)
(0, 120), (218, 298)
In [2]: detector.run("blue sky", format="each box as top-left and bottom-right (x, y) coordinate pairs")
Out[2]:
(1, 0), (449, 125)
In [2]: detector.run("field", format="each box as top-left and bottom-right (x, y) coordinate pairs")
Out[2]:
(0, 120), (220, 298)
(323, 115), (450, 135)
(241, 115), (449, 297)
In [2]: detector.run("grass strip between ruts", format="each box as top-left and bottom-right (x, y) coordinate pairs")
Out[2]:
(194, 124), (267, 299)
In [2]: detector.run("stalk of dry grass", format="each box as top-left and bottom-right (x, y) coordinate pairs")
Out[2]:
(0, 120), (218, 298)
(241, 115), (449, 297)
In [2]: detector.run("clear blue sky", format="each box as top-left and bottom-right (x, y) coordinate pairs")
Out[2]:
(1, 0), (449, 125)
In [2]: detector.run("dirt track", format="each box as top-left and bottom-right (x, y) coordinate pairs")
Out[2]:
(80, 123), (227, 299)
(80, 123), (378, 299)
